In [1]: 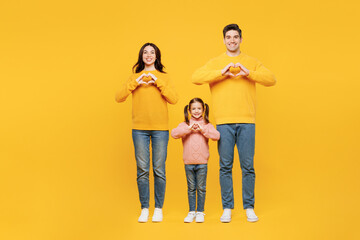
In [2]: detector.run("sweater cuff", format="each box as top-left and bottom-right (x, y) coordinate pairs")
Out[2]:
(128, 78), (139, 91)
(155, 78), (166, 89)
(247, 70), (255, 80)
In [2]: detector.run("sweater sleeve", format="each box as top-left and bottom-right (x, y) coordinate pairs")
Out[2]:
(191, 59), (227, 85)
(247, 62), (276, 87)
(155, 75), (179, 104)
(115, 75), (139, 103)
(171, 122), (192, 139)
(201, 123), (220, 141)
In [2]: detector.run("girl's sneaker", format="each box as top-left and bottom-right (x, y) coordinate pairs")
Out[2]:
(138, 208), (149, 223)
(184, 211), (196, 223)
(195, 212), (205, 223)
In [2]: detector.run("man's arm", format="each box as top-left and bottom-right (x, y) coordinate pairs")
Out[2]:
(191, 59), (233, 85)
(246, 62), (276, 87)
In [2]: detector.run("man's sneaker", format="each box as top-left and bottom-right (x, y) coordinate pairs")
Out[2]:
(184, 211), (196, 223)
(152, 208), (163, 222)
(138, 208), (149, 223)
(195, 212), (205, 223)
(220, 208), (231, 223)
(246, 208), (259, 222)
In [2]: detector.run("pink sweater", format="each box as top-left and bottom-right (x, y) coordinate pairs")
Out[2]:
(171, 117), (220, 164)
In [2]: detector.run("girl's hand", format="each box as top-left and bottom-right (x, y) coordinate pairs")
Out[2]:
(197, 124), (203, 132)
(188, 123), (195, 130)
(191, 123), (201, 131)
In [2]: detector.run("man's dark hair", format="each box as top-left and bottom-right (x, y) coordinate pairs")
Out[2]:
(223, 24), (242, 38)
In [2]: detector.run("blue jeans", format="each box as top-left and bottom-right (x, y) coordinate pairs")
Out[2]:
(217, 124), (255, 209)
(184, 164), (208, 212)
(132, 130), (169, 209)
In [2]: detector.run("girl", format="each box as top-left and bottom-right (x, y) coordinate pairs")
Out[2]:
(171, 98), (220, 223)
(115, 43), (178, 223)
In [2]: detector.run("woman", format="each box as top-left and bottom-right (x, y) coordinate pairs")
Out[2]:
(115, 43), (178, 222)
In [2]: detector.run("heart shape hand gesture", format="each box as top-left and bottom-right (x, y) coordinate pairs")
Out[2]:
(189, 123), (203, 132)
(222, 62), (249, 77)
(136, 73), (157, 85)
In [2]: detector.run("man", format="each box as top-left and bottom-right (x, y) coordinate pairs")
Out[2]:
(192, 24), (276, 223)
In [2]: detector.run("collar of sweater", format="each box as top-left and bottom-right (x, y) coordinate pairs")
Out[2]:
(190, 116), (204, 123)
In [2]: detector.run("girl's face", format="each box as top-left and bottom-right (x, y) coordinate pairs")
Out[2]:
(142, 45), (156, 67)
(190, 102), (203, 119)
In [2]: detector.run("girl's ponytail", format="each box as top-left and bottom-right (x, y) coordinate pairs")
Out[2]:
(204, 103), (210, 124)
(184, 105), (190, 125)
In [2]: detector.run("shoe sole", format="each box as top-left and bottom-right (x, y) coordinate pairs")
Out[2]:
(220, 218), (231, 223)
(247, 218), (259, 222)
(152, 219), (163, 222)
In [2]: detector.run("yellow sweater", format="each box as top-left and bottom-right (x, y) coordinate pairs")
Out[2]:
(116, 70), (178, 130)
(192, 52), (276, 124)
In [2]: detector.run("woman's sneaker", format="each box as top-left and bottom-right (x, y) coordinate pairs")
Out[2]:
(246, 208), (259, 222)
(184, 211), (196, 223)
(138, 208), (149, 223)
(195, 212), (205, 223)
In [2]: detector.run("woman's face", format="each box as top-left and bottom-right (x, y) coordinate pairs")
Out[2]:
(142, 45), (156, 66)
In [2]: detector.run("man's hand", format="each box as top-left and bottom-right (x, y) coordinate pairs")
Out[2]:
(221, 63), (235, 77)
(234, 63), (250, 77)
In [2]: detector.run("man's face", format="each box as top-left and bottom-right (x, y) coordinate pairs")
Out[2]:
(223, 30), (242, 52)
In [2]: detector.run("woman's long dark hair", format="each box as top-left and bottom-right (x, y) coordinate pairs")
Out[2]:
(132, 43), (166, 73)
(184, 98), (210, 125)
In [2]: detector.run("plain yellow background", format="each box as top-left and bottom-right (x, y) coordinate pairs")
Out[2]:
(1, 0), (360, 239)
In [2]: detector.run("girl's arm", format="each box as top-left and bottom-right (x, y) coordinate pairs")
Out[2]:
(115, 75), (139, 103)
(201, 123), (220, 141)
(171, 122), (192, 139)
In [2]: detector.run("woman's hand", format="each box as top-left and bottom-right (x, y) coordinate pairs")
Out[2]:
(147, 73), (157, 85)
(136, 73), (148, 85)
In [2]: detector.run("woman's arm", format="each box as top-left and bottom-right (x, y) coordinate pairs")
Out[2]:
(149, 73), (179, 104)
(115, 75), (139, 103)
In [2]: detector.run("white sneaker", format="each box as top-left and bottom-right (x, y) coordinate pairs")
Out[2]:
(220, 208), (231, 223)
(184, 211), (196, 223)
(195, 212), (205, 223)
(246, 208), (259, 222)
(152, 208), (163, 222)
(138, 208), (149, 223)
